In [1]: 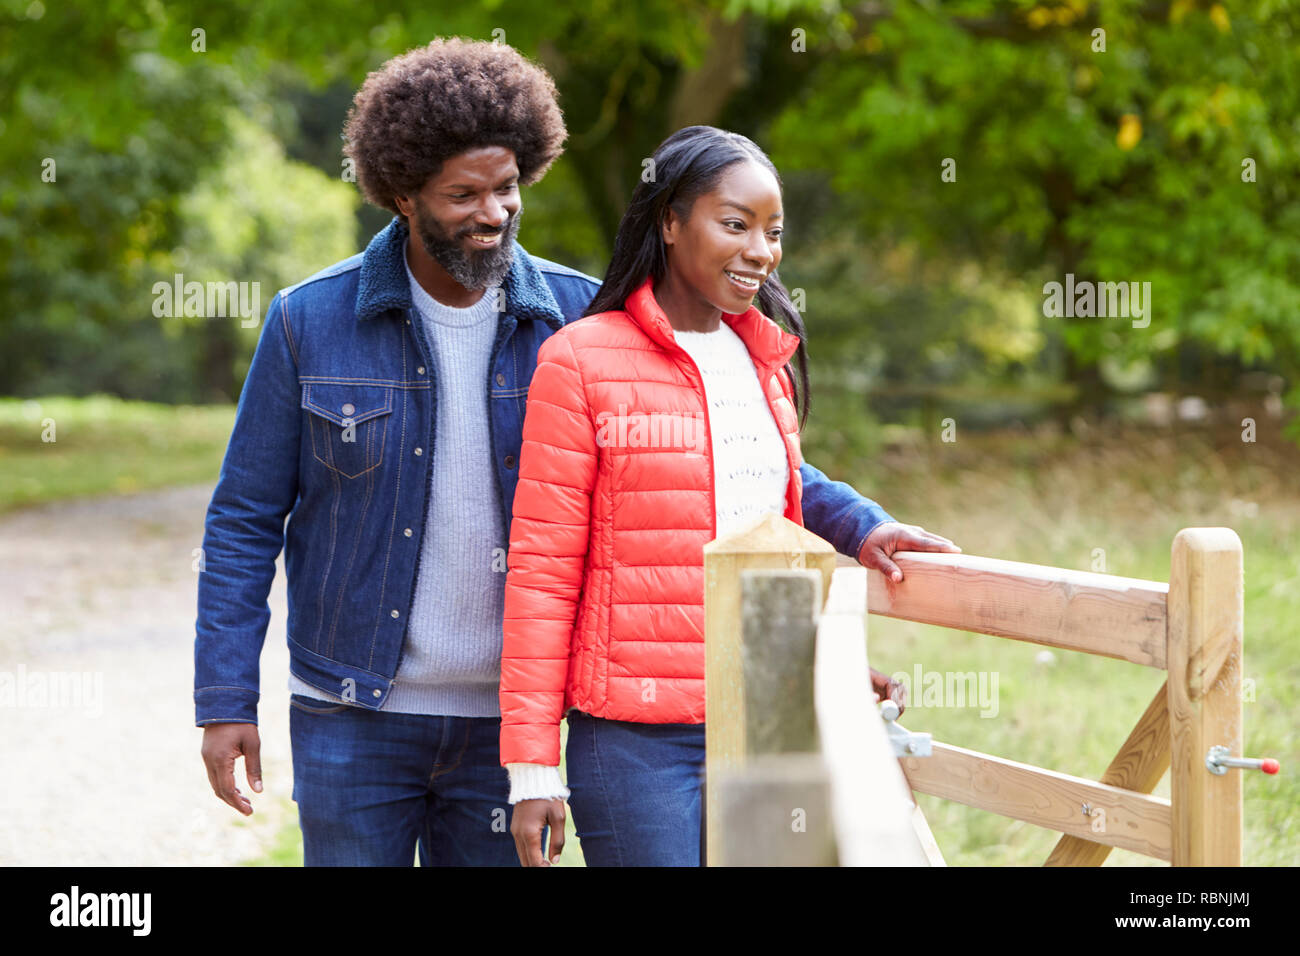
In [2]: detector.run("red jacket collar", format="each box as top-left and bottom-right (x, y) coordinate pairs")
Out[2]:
(623, 276), (801, 374)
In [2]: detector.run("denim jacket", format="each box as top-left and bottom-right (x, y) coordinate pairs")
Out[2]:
(194, 217), (895, 725)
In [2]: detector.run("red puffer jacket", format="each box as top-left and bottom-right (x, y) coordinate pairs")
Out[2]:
(499, 276), (806, 766)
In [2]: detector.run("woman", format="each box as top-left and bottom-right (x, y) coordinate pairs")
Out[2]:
(499, 126), (925, 867)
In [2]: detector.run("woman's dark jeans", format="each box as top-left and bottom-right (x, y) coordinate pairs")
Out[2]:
(565, 709), (707, 867)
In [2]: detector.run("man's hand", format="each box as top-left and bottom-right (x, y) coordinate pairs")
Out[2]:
(510, 798), (566, 867)
(870, 666), (907, 715)
(201, 722), (262, 816)
(858, 521), (961, 598)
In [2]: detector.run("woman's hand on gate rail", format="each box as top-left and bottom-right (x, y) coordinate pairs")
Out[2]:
(858, 521), (961, 598)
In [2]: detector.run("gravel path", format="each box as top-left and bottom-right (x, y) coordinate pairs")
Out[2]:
(0, 485), (297, 865)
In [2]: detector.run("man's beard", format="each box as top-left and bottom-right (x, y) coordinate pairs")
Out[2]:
(410, 202), (522, 292)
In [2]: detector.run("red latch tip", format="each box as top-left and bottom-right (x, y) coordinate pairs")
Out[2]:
(1261, 758), (1280, 775)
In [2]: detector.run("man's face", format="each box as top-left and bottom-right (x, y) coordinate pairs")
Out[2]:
(401, 145), (523, 291)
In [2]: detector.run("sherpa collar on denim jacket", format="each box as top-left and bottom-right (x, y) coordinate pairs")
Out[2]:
(355, 216), (568, 330)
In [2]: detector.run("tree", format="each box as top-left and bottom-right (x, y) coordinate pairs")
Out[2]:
(766, 1), (1300, 425)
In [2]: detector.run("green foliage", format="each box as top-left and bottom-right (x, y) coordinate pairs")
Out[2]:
(0, 0), (358, 401)
(0, 2), (237, 398)
(155, 110), (359, 399)
(1, 0), (1296, 436)
(768, 0), (1300, 417)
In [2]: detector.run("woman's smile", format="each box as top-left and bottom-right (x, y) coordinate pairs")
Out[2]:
(724, 268), (764, 298)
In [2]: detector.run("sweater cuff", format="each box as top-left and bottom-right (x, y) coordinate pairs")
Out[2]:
(506, 763), (570, 804)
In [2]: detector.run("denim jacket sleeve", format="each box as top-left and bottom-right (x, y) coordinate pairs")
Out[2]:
(799, 461), (896, 561)
(194, 292), (301, 726)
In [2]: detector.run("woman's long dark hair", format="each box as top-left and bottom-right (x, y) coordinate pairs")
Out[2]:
(584, 126), (811, 427)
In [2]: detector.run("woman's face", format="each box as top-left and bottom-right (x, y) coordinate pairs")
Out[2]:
(662, 160), (784, 314)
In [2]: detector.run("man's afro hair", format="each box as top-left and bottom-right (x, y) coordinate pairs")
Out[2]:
(343, 38), (567, 215)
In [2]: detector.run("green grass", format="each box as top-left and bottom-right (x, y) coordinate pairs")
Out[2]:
(240, 798), (304, 867)
(0, 395), (235, 512)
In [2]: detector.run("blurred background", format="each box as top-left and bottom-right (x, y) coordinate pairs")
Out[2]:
(1, 0), (1295, 866)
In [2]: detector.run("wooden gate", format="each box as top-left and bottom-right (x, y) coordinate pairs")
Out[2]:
(704, 515), (1245, 866)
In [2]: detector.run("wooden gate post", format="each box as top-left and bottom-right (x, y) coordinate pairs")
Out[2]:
(1167, 528), (1244, 866)
(703, 514), (837, 864)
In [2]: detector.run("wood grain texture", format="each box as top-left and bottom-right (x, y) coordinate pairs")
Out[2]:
(1045, 681), (1172, 866)
(739, 570), (820, 755)
(703, 515), (837, 865)
(712, 753), (837, 867)
(1168, 528), (1244, 867)
(841, 550), (1169, 668)
(902, 742), (1173, 860)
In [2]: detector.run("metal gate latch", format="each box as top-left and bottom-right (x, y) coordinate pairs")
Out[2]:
(1205, 745), (1280, 776)
(881, 699), (931, 758)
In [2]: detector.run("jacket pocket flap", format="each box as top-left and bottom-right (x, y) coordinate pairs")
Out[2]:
(301, 384), (394, 426)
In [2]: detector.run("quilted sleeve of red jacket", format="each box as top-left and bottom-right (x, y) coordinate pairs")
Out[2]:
(499, 330), (597, 766)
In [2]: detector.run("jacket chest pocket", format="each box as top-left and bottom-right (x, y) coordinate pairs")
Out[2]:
(302, 383), (395, 479)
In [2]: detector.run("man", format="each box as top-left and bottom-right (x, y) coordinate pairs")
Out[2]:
(195, 37), (958, 867)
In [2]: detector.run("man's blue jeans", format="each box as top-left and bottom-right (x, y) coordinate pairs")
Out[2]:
(289, 695), (517, 866)
(564, 710), (707, 867)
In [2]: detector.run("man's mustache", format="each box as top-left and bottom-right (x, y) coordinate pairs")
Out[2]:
(456, 219), (511, 240)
